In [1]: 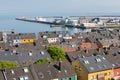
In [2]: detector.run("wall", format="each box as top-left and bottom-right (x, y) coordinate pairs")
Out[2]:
(88, 69), (112, 80)
(22, 39), (34, 43)
(72, 60), (88, 80)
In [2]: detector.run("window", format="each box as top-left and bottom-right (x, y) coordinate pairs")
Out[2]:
(19, 76), (29, 80)
(91, 76), (94, 79)
(107, 72), (111, 75)
(117, 72), (120, 75)
(13, 78), (16, 80)
(24, 76), (29, 80)
(23, 67), (29, 73)
(93, 75), (96, 79)
(69, 78), (71, 80)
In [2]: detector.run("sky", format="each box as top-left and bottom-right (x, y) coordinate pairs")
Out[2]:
(0, 0), (120, 16)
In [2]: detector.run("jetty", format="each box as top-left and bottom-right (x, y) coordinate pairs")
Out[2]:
(16, 17), (53, 24)
(16, 16), (120, 29)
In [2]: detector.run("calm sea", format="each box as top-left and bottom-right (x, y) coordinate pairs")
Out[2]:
(0, 14), (91, 35)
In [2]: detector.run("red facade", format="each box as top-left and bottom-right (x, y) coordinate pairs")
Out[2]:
(114, 68), (120, 80)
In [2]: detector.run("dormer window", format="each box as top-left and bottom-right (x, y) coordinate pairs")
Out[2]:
(43, 35), (47, 38)
(59, 34), (62, 37)
(28, 51), (32, 56)
(95, 58), (101, 62)
(11, 69), (14, 74)
(40, 51), (44, 55)
(23, 67), (29, 73)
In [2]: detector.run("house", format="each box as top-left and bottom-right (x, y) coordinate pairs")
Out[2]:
(103, 47), (120, 80)
(7, 33), (36, 45)
(38, 31), (61, 44)
(0, 42), (5, 50)
(66, 48), (103, 62)
(32, 60), (77, 80)
(97, 39), (120, 49)
(0, 60), (77, 80)
(60, 40), (77, 53)
(72, 55), (113, 80)
(1, 67), (34, 80)
(38, 31), (72, 44)
(0, 50), (51, 66)
(78, 38), (98, 50)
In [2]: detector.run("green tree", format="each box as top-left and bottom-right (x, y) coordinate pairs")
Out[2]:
(0, 60), (18, 69)
(34, 58), (50, 64)
(47, 46), (66, 61)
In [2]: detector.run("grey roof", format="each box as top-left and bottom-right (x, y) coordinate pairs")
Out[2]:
(0, 50), (51, 66)
(7, 33), (36, 41)
(38, 31), (71, 39)
(0, 60), (76, 80)
(0, 42), (5, 50)
(32, 60), (76, 80)
(0, 70), (4, 80)
(5, 67), (34, 80)
(7, 39), (45, 51)
(98, 39), (120, 47)
(67, 49), (102, 62)
(103, 47), (120, 68)
(78, 55), (113, 72)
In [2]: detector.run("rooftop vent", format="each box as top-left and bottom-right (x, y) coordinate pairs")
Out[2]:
(118, 51), (120, 54)
(89, 67), (94, 71)
(112, 53), (117, 56)
(92, 53), (97, 56)
(38, 72), (44, 78)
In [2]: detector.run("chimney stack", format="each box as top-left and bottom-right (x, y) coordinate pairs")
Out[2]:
(98, 48), (101, 53)
(59, 59), (62, 71)
(85, 49), (88, 54)
(2, 69), (7, 80)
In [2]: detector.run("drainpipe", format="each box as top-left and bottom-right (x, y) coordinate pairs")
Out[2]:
(2, 69), (7, 80)
(112, 67), (114, 79)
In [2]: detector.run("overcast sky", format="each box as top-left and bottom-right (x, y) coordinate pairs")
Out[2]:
(0, 0), (120, 16)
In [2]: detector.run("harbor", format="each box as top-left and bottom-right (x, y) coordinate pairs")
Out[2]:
(16, 16), (120, 29)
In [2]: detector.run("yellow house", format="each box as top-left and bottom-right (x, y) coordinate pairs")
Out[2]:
(22, 38), (35, 43)
(72, 55), (113, 80)
(21, 33), (36, 44)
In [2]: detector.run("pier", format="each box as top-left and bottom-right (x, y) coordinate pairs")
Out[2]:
(16, 18), (53, 24)
(16, 17), (120, 29)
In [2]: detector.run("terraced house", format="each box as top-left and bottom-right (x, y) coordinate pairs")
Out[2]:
(0, 60), (77, 80)
(7, 33), (36, 45)
(72, 55), (113, 80)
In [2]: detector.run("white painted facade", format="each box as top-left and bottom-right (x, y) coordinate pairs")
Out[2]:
(13, 39), (22, 45)
(63, 36), (72, 39)
(47, 38), (59, 43)
(83, 23), (96, 27)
